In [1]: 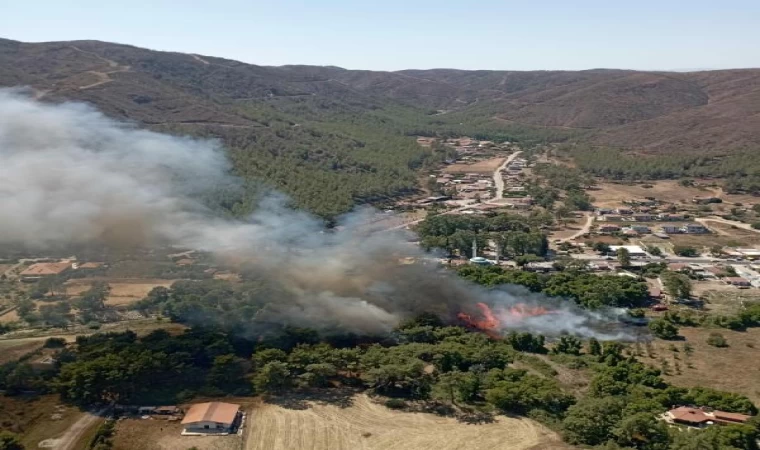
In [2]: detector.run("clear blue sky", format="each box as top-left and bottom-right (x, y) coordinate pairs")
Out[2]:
(2, 0), (759, 71)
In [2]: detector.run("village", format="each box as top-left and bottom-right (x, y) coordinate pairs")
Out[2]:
(2, 137), (760, 449)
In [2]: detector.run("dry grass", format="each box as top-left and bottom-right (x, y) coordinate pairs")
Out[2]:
(0, 338), (47, 364)
(590, 181), (708, 208)
(590, 180), (760, 211)
(698, 289), (760, 316)
(0, 395), (87, 449)
(638, 327), (760, 404)
(0, 308), (19, 324)
(64, 278), (176, 306)
(443, 157), (505, 174)
(245, 394), (566, 450)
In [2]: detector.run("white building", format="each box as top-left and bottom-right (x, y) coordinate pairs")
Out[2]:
(609, 245), (648, 257)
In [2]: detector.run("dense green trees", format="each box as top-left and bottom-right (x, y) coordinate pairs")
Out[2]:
(458, 265), (649, 309)
(416, 214), (549, 258)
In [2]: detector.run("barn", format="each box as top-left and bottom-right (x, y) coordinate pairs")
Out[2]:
(181, 402), (240, 434)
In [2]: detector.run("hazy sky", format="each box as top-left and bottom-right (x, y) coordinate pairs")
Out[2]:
(2, 0), (759, 71)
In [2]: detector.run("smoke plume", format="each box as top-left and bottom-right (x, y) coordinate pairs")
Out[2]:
(0, 90), (634, 339)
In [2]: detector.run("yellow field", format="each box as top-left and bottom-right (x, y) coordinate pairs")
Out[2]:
(246, 394), (566, 450)
(65, 278), (176, 306)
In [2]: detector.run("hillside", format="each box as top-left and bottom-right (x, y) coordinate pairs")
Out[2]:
(2, 37), (760, 213)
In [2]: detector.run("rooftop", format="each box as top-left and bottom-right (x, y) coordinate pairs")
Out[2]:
(181, 402), (240, 425)
(20, 262), (71, 276)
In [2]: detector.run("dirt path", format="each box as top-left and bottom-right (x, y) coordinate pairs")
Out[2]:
(68, 45), (131, 90)
(557, 212), (594, 243)
(245, 394), (562, 450)
(41, 408), (106, 450)
(191, 54), (211, 65)
(490, 150), (522, 202)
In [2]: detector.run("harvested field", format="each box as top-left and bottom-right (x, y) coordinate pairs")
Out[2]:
(443, 157), (505, 174)
(638, 327), (760, 404)
(246, 394), (565, 450)
(65, 278), (176, 306)
(112, 419), (242, 450)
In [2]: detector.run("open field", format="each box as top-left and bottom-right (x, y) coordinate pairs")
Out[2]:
(700, 289), (760, 316)
(443, 157), (506, 174)
(65, 278), (176, 306)
(590, 181), (711, 208)
(246, 394), (566, 450)
(638, 327), (760, 404)
(0, 394), (91, 449)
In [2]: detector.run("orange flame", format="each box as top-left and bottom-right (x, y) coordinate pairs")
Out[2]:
(458, 302), (551, 338)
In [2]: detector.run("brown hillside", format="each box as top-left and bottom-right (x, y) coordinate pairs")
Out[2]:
(2, 37), (759, 156)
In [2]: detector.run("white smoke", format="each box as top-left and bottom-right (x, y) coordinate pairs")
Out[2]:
(0, 89), (636, 339)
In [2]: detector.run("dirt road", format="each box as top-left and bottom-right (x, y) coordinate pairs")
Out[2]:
(557, 212), (594, 243)
(490, 150), (523, 202)
(52, 409), (106, 450)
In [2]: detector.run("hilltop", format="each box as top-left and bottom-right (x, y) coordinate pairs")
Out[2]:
(2, 38), (760, 214)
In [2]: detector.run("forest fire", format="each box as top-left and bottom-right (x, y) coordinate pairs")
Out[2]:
(457, 302), (552, 338)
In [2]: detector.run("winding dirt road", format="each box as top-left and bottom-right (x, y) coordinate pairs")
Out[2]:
(557, 212), (594, 243)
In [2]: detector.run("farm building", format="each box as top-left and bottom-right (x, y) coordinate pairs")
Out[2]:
(664, 407), (750, 428)
(660, 225), (682, 234)
(682, 223), (709, 234)
(181, 402), (240, 434)
(19, 262), (71, 282)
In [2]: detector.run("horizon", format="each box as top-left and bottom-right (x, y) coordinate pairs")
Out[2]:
(1, 1), (759, 72)
(1, 36), (756, 74)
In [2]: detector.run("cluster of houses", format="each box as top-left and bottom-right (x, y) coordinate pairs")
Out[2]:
(598, 222), (709, 236)
(435, 172), (496, 202)
(666, 262), (760, 289)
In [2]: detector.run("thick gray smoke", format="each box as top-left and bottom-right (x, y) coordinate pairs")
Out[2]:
(0, 90), (634, 339)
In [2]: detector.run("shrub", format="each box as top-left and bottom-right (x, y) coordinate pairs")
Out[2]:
(648, 318), (679, 340)
(707, 332), (728, 347)
(44, 337), (67, 348)
(385, 398), (407, 409)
